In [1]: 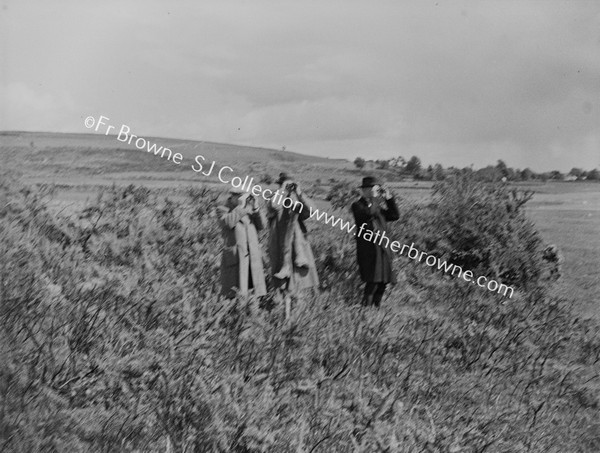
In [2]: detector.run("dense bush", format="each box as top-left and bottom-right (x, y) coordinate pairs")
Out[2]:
(326, 181), (360, 210)
(391, 173), (550, 292)
(433, 174), (548, 290)
(0, 173), (598, 452)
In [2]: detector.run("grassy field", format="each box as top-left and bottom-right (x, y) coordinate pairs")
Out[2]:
(2, 132), (599, 450)
(523, 183), (600, 319)
(2, 131), (599, 320)
(386, 179), (600, 321)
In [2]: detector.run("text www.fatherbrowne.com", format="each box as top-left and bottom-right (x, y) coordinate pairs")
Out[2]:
(306, 206), (514, 298)
(84, 114), (514, 299)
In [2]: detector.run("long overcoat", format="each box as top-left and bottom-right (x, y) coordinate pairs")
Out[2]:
(351, 197), (400, 283)
(267, 192), (319, 292)
(218, 198), (267, 298)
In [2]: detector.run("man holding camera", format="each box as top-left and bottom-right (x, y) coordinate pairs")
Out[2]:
(218, 187), (267, 299)
(351, 176), (400, 307)
(267, 173), (319, 312)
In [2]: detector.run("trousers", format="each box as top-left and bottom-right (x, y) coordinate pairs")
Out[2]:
(362, 282), (387, 308)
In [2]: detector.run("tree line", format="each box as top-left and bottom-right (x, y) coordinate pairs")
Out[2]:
(353, 156), (600, 182)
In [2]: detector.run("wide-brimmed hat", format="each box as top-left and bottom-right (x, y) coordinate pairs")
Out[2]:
(360, 176), (380, 188)
(275, 172), (292, 185)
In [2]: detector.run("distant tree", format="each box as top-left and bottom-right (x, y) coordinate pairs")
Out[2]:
(520, 168), (534, 181)
(444, 166), (455, 177)
(405, 156), (422, 175)
(496, 159), (510, 178)
(549, 170), (564, 180)
(415, 167), (432, 181)
(569, 168), (583, 178)
(376, 159), (390, 170)
(587, 168), (600, 180)
(354, 157), (366, 169)
(475, 166), (500, 182)
(389, 156), (406, 168)
(432, 163), (445, 181)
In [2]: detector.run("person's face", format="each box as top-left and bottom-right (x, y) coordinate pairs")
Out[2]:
(362, 185), (380, 199)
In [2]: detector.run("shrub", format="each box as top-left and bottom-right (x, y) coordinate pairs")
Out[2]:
(326, 181), (360, 211)
(0, 173), (598, 452)
(259, 173), (274, 185)
(422, 173), (545, 290)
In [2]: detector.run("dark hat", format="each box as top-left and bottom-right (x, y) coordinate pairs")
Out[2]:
(275, 172), (292, 185)
(360, 176), (380, 188)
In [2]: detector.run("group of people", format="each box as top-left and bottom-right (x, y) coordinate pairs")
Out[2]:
(217, 173), (399, 309)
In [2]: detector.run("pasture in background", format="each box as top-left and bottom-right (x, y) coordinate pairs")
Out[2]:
(2, 131), (598, 319)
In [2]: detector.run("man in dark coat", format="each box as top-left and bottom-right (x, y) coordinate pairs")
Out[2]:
(351, 176), (400, 307)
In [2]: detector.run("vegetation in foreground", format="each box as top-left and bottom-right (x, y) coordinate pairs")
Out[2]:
(0, 171), (598, 452)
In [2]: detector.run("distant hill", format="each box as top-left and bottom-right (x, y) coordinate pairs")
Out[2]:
(0, 131), (347, 164)
(0, 131), (353, 186)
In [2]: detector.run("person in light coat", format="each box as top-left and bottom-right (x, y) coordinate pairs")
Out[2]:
(267, 173), (319, 313)
(218, 188), (267, 299)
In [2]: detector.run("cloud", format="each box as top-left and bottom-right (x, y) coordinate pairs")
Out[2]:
(1, 0), (599, 171)
(235, 97), (403, 142)
(0, 82), (76, 132)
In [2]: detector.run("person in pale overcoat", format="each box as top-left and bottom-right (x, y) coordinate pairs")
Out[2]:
(218, 188), (267, 299)
(267, 173), (319, 301)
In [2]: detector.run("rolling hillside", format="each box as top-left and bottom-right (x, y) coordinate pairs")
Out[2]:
(0, 131), (353, 186)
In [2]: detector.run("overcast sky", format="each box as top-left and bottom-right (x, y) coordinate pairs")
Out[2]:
(1, 0), (598, 171)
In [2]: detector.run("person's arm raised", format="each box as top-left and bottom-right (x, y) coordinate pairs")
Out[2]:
(217, 194), (251, 229)
(381, 188), (400, 221)
(294, 186), (314, 221)
(217, 205), (250, 229)
(249, 202), (267, 231)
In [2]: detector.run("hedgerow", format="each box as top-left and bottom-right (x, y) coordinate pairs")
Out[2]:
(0, 172), (598, 452)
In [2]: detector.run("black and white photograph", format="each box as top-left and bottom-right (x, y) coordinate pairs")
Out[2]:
(1, 0), (599, 451)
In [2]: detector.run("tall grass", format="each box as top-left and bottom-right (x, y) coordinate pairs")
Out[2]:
(0, 173), (598, 452)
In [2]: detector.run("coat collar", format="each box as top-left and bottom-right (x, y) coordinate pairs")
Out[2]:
(359, 196), (374, 207)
